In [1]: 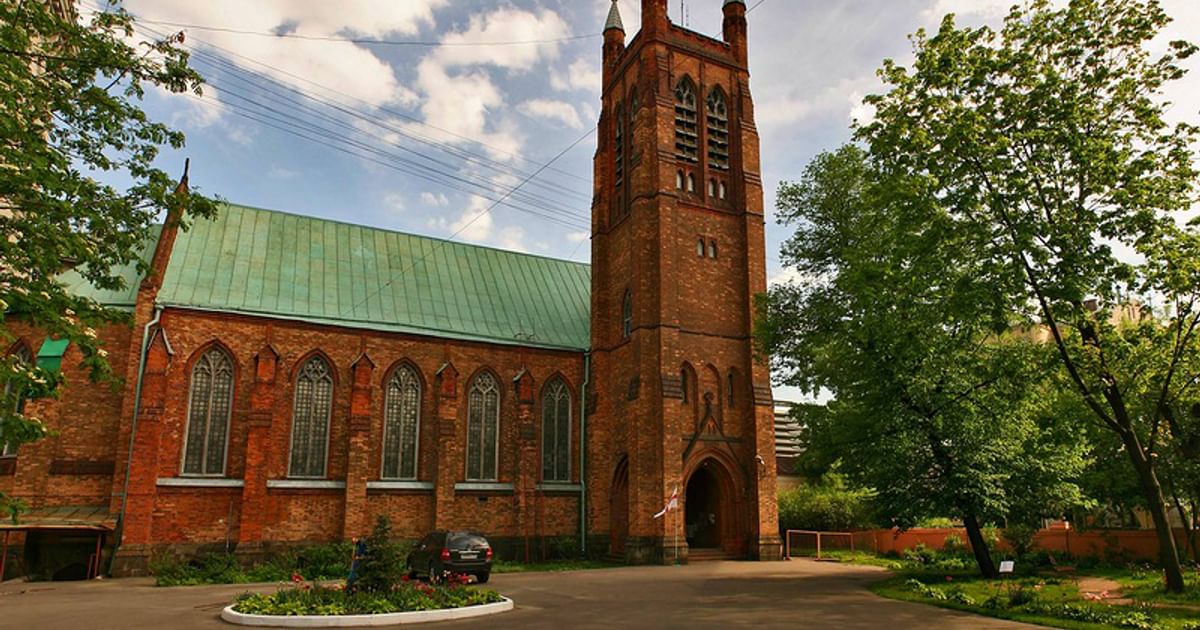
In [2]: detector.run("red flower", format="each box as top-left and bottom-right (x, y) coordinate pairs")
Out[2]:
(401, 575), (411, 582)
(291, 572), (304, 583)
(945, 576), (953, 582)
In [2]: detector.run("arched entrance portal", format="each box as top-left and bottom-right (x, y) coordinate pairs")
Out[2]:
(609, 457), (629, 555)
(685, 465), (722, 549)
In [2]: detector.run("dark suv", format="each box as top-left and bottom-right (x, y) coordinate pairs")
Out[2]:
(407, 531), (493, 583)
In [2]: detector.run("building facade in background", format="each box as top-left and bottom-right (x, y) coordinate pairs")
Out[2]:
(0, 0), (781, 578)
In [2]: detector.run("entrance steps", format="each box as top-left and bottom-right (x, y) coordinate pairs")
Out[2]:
(687, 548), (739, 562)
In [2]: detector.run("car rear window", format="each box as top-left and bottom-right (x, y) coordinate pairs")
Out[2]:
(448, 533), (488, 548)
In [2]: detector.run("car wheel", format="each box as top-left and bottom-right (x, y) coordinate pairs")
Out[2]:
(475, 572), (490, 584)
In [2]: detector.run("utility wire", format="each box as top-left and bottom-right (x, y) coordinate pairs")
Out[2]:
(338, 126), (596, 319)
(82, 2), (594, 187)
(131, 21), (595, 228)
(132, 17), (602, 47)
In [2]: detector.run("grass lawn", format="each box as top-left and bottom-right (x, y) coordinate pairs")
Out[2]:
(806, 549), (1200, 629)
(491, 559), (619, 574)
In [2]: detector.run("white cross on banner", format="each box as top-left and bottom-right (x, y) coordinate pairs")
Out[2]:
(653, 486), (679, 519)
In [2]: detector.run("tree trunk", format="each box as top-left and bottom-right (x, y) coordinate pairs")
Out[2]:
(1169, 490), (1195, 565)
(963, 513), (997, 579)
(1123, 435), (1186, 592)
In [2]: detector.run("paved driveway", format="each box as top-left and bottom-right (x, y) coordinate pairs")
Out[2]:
(1, 559), (1036, 629)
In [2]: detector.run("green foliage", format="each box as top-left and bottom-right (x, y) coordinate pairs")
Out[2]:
(776, 474), (876, 532)
(150, 542), (354, 587)
(760, 0), (1199, 591)
(1001, 524), (1040, 559)
(0, 0), (217, 516)
(354, 516), (405, 594)
(233, 583), (503, 616)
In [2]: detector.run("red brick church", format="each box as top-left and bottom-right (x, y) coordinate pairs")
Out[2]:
(1, 0), (782, 578)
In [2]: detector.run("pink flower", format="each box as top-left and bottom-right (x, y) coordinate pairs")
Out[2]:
(945, 576), (953, 582)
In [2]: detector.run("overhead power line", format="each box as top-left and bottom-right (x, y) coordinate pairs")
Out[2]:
(338, 126), (596, 319)
(132, 17), (603, 48)
(127, 20), (596, 232)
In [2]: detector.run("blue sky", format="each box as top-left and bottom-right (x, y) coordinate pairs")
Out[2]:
(92, 0), (1199, 401)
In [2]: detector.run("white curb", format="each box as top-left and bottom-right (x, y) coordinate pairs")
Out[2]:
(220, 597), (514, 627)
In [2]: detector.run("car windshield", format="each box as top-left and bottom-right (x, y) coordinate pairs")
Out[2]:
(448, 533), (488, 549)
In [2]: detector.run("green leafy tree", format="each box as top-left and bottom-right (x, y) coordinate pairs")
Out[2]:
(355, 516), (405, 593)
(0, 0), (216, 518)
(853, 0), (1197, 591)
(759, 145), (1091, 578)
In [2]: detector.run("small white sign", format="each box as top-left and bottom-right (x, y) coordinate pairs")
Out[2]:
(999, 561), (1015, 574)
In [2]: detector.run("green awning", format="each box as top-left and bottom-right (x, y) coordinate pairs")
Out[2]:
(36, 338), (69, 373)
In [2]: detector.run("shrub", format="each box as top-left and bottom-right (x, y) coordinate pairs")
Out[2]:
(942, 535), (969, 557)
(777, 474), (875, 532)
(354, 516), (405, 593)
(1001, 524), (1039, 558)
(902, 543), (938, 566)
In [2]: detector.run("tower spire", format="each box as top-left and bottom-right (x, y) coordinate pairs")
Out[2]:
(604, 0), (624, 33)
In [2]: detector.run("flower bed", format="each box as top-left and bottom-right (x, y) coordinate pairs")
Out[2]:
(232, 581), (504, 617)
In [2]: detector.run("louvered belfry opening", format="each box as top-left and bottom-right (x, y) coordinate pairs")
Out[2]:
(706, 88), (730, 171)
(674, 78), (699, 163)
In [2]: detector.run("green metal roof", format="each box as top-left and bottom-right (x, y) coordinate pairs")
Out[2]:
(56, 230), (160, 309)
(156, 203), (592, 351)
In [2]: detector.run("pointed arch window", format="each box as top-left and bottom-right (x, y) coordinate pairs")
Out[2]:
(541, 378), (572, 482)
(2, 346), (33, 457)
(621, 289), (633, 339)
(614, 104), (625, 189)
(727, 370), (736, 407)
(674, 78), (699, 163)
(706, 88), (730, 170)
(182, 348), (234, 476)
(680, 368), (691, 404)
(382, 365), (422, 480)
(289, 356), (333, 478)
(466, 372), (500, 481)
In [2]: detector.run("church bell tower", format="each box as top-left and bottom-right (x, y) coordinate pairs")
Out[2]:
(587, 0), (782, 563)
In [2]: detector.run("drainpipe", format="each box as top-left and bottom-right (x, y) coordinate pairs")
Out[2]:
(107, 306), (162, 574)
(579, 352), (591, 557)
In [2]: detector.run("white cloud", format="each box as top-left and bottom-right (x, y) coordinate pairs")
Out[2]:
(118, 0), (442, 110)
(757, 77), (880, 128)
(550, 57), (602, 92)
(566, 231), (589, 243)
(518, 99), (583, 129)
(420, 192), (450, 207)
(768, 267), (812, 288)
(431, 7), (570, 72)
(384, 193), (406, 211)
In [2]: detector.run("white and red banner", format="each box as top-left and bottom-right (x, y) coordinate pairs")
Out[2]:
(653, 485), (679, 519)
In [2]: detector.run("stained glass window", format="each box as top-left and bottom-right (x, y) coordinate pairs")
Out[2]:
(541, 378), (571, 481)
(289, 356), (333, 478)
(466, 372), (500, 481)
(182, 348), (234, 475)
(382, 365), (421, 480)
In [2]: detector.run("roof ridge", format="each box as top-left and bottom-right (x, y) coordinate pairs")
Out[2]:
(215, 201), (591, 268)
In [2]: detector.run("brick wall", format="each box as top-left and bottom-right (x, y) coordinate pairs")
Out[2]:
(588, 0), (780, 564)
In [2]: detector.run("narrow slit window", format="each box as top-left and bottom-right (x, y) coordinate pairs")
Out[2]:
(622, 290), (633, 339)
(709, 241), (718, 259)
(697, 238), (706, 258)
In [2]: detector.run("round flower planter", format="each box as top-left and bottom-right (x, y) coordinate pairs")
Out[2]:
(220, 597), (514, 627)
